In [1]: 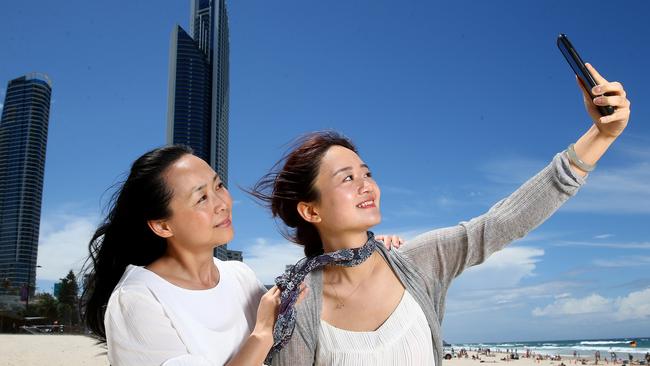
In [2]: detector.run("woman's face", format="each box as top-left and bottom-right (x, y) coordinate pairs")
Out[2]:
(310, 145), (381, 235)
(161, 154), (234, 250)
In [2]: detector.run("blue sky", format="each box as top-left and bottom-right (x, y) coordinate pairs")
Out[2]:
(1, 1), (649, 342)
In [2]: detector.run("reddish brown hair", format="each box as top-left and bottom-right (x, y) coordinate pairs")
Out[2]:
(249, 131), (358, 257)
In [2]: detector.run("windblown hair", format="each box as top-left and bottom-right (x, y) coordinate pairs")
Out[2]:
(81, 145), (193, 340)
(248, 131), (357, 257)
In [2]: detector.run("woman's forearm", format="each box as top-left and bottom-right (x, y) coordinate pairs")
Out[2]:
(226, 330), (273, 366)
(570, 125), (617, 177)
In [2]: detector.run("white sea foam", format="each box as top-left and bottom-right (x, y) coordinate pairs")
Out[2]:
(580, 341), (629, 345)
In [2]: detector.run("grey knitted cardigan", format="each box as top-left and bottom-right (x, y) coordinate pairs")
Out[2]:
(271, 152), (586, 365)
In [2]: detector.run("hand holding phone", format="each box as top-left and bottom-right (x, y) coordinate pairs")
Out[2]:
(557, 34), (615, 116)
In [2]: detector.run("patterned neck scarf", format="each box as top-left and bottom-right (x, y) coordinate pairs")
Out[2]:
(266, 231), (379, 361)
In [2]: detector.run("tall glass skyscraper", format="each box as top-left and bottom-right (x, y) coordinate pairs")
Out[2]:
(167, 0), (229, 185)
(167, 0), (236, 261)
(0, 73), (52, 300)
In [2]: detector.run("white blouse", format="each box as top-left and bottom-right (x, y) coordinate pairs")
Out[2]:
(316, 290), (435, 365)
(105, 258), (266, 366)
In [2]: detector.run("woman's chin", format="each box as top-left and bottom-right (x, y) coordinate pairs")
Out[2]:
(213, 231), (235, 247)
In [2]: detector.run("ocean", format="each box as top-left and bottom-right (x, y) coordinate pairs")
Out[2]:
(450, 337), (650, 358)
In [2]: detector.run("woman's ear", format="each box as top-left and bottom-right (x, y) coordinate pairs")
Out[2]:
(297, 201), (321, 224)
(147, 219), (174, 238)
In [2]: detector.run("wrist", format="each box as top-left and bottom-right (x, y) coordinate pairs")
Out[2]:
(251, 328), (274, 348)
(592, 124), (619, 142)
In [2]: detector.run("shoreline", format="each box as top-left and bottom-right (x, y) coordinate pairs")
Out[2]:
(447, 348), (650, 358)
(443, 350), (649, 366)
(0, 334), (647, 366)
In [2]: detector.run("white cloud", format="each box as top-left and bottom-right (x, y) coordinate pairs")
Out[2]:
(242, 238), (304, 284)
(446, 280), (582, 316)
(532, 294), (613, 317)
(455, 246), (544, 289)
(593, 256), (650, 268)
(37, 212), (99, 281)
(615, 288), (650, 320)
(531, 287), (650, 321)
(594, 234), (613, 239)
(554, 240), (650, 249)
(443, 246), (578, 316)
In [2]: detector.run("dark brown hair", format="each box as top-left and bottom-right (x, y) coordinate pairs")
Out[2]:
(82, 145), (194, 340)
(249, 131), (357, 257)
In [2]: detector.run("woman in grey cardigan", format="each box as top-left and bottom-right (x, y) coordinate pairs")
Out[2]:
(251, 63), (630, 365)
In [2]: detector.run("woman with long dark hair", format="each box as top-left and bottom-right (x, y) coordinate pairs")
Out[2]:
(83, 145), (280, 365)
(251, 64), (631, 365)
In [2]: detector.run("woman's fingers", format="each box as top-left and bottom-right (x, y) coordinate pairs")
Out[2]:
(376, 234), (404, 250)
(593, 94), (628, 108)
(586, 63), (627, 101)
(585, 63), (609, 85)
(264, 286), (281, 305)
(592, 81), (626, 97)
(600, 109), (629, 124)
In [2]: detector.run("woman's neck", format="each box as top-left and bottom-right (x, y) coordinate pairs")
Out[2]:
(321, 231), (376, 284)
(324, 251), (379, 284)
(152, 245), (219, 289)
(321, 230), (369, 253)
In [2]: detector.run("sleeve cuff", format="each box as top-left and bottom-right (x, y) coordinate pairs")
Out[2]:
(556, 150), (588, 188)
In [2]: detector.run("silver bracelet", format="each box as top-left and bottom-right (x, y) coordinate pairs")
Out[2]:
(566, 143), (596, 172)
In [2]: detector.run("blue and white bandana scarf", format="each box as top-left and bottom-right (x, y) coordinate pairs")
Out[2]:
(265, 231), (379, 362)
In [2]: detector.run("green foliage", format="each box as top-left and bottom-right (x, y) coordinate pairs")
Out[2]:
(56, 270), (79, 307)
(25, 270), (82, 327)
(55, 270), (80, 326)
(33, 293), (59, 320)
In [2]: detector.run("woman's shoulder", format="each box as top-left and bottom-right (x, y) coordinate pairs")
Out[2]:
(111, 264), (160, 292)
(216, 259), (267, 294)
(106, 269), (162, 318)
(218, 258), (253, 274)
(217, 258), (258, 282)
(293, 270), (323, 315)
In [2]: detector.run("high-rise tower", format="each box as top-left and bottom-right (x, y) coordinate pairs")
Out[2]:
(167, 0), (235, 261)
(167, 0), (229, 185)
(0, 73), (52, 301)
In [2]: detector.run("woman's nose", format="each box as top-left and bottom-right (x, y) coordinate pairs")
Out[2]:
(359, 178), (373, 194)
(212, 192), (229, 213)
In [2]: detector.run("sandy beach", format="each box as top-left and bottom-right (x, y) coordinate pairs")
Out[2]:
(0, 334), (109, 366)
(1, 335), (646, 366)
(443, 350), (646, 366)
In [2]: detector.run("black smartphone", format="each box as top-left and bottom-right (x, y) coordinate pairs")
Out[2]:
(557, 33), (615, 116)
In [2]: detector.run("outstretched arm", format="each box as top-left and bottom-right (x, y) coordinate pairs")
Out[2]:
(400, 64), (630, 288)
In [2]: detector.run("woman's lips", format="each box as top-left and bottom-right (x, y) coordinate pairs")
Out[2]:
(215, 218), (232, 228)
(356, 200), (376, 208)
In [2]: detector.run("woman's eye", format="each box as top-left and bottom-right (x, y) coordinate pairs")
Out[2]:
(343, 175), (353, 182)
(198, 194), (208, 204)
(216, 182), (225, 190)
(365, 171), (373, 178)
